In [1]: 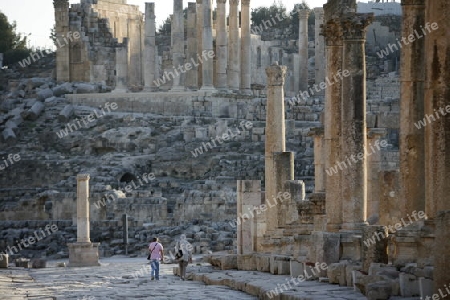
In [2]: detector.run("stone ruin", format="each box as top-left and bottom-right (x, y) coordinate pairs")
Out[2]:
(0, 0), (448, 299)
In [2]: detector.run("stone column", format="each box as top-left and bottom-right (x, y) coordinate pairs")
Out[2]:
(113, 38), (128, 93)
(53, 0), (70, 82)
(298, 9), (310, 92)
(186, 2), (199, 90)
(143, 2), (156, 91)
(76, 174), (91, 243)
(200, 0), (215, 92)
(196, 0), (203, 88)
(228, 0), (240, 91)
(237, 180), (261, 254)
(340, 14), (373, 231)
(322, 19), (343, 232)
(367, 129), (386, 223)
(215, 0), (228, 90)
(314, 7), (325, 92)
(309, 128), (325, 193)
(399, 0), (426, 217)
(264, 62), (287, 232)
(171, 0), (185, 92)
(240, 0), (251, 93)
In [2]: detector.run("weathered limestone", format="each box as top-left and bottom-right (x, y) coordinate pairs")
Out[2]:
(196, 0), (204, 88)
(186, 3), (198, 90)
(240, 0), (251, 93)
(143, 2), (156, 91)
(171, 0), (185, 92)
(58, 104), (74, 122)
(340, 13), (373, 231)
(0, 254), (7, 268)
(53, 0), (70, 82)
(68, 174), (100, 267)
(113, 39), (128, 93)
(236, 180), (261, 254)
(199, 0), (215, 92)
(314, 8), (325, 91)
(399, 0), (425, 216)
(274, 152), (294, 228)
(298, 9), (310, 92)
(367, 129), (386, 223)
(228, 0), (240, 91)
(435, 211), (450, 296)
(362, 226), (388, 272)
(310, 128), (325, 193)
(215, 0), (228, 91)
(264, 62), (287, 232)
(322, 18), (343, 232)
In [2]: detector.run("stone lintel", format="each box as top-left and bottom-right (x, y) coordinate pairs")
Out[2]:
(265, 62), (287, 86)
(341, 13), (374, 41)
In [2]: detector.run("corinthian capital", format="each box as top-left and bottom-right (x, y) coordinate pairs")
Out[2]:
(53, 0), (69, 8)
(77, 174), (91, 181)
(242, 0), (250, 6)
(229, 0), (240, 6)
(321, 19), (343, 46)
(341, 13), (373, 41)
(266, 62), (287, 87)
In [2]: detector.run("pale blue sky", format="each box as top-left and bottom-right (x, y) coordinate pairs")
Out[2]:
(0, 0), (362, 49)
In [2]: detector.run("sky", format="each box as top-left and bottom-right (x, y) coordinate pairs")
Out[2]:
(0, 0), (367, 49)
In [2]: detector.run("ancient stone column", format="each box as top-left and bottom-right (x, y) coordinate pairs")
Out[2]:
(143, 2), (156, 91)
(113, 39), (128, 93)
(322, 19), (343, 232)
(228, 0), (240, 91)
(264, 62), (287, 232)
(196, 0), (204, 88)
(314, 7), (325, 92)
(340, 14), (373, 231)
(309, 128), (325, 193)
(171, 0), (185, 92)
(367, 129), (386, 223)
(215, 0), (228, 90)
(298, 9), (310, 92)
(240, 0), (251, 93)
(186, 2), (198, 90)
(76, 174), (91, 243)
(399, 0), (426, 217)
(200, 0), (215, 92)
(53, 0), (70, 82)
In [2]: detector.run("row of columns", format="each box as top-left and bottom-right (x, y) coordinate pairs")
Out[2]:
(142, 0), (252, 93)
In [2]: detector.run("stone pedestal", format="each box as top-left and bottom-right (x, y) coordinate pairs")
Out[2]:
(240, 0), (251, 93)
(0, 254), (8, 268)
(171, 0), (185, 92)
(68, 242), (100, 267)
(228, 0), (240, 91)
(298, 9), (310, 92)
(215, 0), (228, 91)
(143, 3), (157, 91)
(362, 225), (388, 272)
(236, 180), (261, 254)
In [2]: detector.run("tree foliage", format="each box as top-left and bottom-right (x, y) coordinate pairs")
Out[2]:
(0, 11), (28, 53)
(251, 1), (291, 30)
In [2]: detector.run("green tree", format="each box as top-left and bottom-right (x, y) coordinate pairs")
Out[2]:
(0, 11), (30, 66)
(290, 2), (315, 37)
(251, 1), (291, 30)
(158, 16), (172, 36)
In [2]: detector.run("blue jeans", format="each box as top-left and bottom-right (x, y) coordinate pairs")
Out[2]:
(150, 259), (160, 280)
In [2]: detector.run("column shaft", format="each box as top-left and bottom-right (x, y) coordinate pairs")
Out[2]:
(171, 0), (185, 91)
(53, 0), (70, 82)
(228, 0), (240, 90)
(186, 2), (199, 90)
(298, 9), (310, 92)
(77, 174), (91, 243)
(216, 0), (228, 90)
(144, 2), (156, 91)
(113, 39), (128, 93)
(200, 0), (215, 91)
(314, 8), (325, 92)
(196, 0), (203, 88)
(240, 0), (251, 92)
(340, 14), (373, 231)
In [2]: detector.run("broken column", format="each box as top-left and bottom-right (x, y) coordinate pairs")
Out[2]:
(196, 0), (203, 88)
(314, 7), (325, 92)
(143, 2), (156, 91)
(322, 18), (344, 232)
(240, 0), (251, 93)
(216, 0), (228, 91)
(340, 13), (373, 231)
(298, 9), (310, 92)
(228, 0), (240, 91)
(68, 174), (100, 267)
(264, 62), (287, 232)
(186, 2), (198, 90)
(170, 0), (185, 92)
(399, 0), (425, 216)
(237, 180), (261, 254)
(199, 0), (215, 92)
(112, 39), (128, 93)
(53, 0), (70, 81)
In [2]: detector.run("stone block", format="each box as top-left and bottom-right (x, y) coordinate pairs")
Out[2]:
(220, 254), (237, 270)
(290, 260), (303, 277)
(255, 254), (270, 272)
(366, 281), (392, 300)
(31, 258), (47, 268)
(15, 258), (31, 268)
(346, 264), (362, 287)
(237, 254), (255, 271)
(270, 255), (278, 275)
(68, 242), (100, 267)
(399, 272), (420, 297)
(277, 260), (290, 275)
(419, 277), (434, 299)
(0, 254), (8, 268)
(328, 262), (346, 285)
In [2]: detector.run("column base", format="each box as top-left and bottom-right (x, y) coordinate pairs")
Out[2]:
(199, 86), (216, 95)
(68, 242), (100, 267)
(142, 86), (159, 93)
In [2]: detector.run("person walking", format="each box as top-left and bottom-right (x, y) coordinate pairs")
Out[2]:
(148, 237), (164, 280)
(175, 234), (192, 280)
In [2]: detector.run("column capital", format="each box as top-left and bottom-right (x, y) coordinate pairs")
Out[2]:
(53, 0), (69, 8)
(230, 0), (240, 6)
(314, 7), (324, 19)
(217, 0), (227, 3)
(196, 0), (202, 4)
(341, 13), (373, 41)
(401, 0), (425, 6)
(322, 19), (343, 46)
(297, 9), (310, 19)
(188, 2), (196, 11)
(241, 0), (250, 6)
(77, 174), (90, 181)
(145, 2), (155, 18)
(266, 62), (287, 86)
